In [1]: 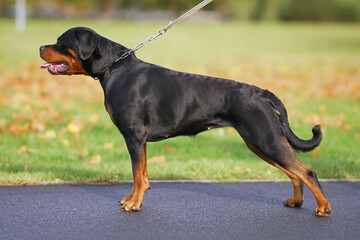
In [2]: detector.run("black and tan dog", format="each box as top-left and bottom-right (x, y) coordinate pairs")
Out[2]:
(40, 27), (331, 216)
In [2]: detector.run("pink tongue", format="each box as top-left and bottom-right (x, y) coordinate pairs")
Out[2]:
(41, 63), (51, 68)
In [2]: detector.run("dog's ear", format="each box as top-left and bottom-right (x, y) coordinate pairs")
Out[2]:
(76, 29), (98, 60)
(90, 37), (129, 75)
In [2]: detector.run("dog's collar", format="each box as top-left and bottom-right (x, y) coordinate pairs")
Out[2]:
(91, 53), (127, 81)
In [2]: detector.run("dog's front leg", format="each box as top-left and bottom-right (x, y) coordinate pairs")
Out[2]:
(120, 136), (150, 212)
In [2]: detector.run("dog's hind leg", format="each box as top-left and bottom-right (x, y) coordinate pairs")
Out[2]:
(281, 146), (331, 217)
(238, 132), (331, 216)
(241, 135), (304, 208)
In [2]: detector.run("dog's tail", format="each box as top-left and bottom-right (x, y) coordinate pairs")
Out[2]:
(284, 123), (322, 152)
(265, 90), (322, 152)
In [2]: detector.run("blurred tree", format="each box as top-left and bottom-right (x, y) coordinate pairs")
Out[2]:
(250, 0), (267, 21)
(1, 0), (359, 22)
(278, 0), (360, 22)
(0, 0), (12, 17)
(0, 2), (5, 16)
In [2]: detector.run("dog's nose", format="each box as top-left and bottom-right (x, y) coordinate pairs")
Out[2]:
(39, 46), (46, 53)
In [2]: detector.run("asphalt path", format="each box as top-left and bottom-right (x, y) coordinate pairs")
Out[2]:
(0, 182), (359, 240)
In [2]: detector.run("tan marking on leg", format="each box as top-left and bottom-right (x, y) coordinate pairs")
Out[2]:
(241, 136), (303, 207)
(121, 143), (150, 212)
(281, 139), (331, 216)
(240, 135), (330, 215)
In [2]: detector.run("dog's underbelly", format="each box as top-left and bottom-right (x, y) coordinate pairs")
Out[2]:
(146, 117), (231, 142)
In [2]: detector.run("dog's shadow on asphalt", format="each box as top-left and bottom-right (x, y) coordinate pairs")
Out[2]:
(152, 182), (285, 206)
(73, 182), (291, 210)
(72, 182), (327, 217)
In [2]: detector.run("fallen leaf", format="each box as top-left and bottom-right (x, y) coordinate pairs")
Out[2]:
(24, 164), (29, 171)
(18, 145), (26, 153)
(22, 104), (31, 112)
(53, 178), (62, 183)
(90, 114), (100, 127)
(79, 148), (89, 158)
(306, 113), (322, 125)
(318, 105), (327, 113)
(103, 142), (114, 150)
(164, 145), (172, 153)
(332, 113), (345, 127)
(18, 144), (36, 154)
(29, 119), (46, 132)
(38, 129), (56, 139)
(67, 117), (85, 134)
(234, 166), (245, 173)
(7, 123), (21, 135)
(91, 154), (102, 163)
(60, 139), (69, 146)
(85, 154), (102, 166)
(227, 128), (236, 134)
(148, 155), (166, 164)
(67, 122), (80, 134)
(0, 93), (4, 105)
(74, 138), (85, 146)
(311, 148), (321, 158)
(62, 101), (71, 110)
(46, 129), (57, 139)
(218, 129), (225, 136)
(121, 143), (128, 151)
(0, 118), (7, 130)
(339, 124), (352, 132)
(58, 127), (68, 137)
(7, 123), (29, 135)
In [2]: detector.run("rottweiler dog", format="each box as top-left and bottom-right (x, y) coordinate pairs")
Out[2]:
(40, 27), (331, 216)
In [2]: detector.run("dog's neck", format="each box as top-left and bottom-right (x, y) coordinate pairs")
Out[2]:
(84, 37), (131, 80)
(96, 52), (138, 92)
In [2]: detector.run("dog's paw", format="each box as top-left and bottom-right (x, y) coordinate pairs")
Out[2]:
(119, 194), (143, 212)
(283, 198), (303, 208)
(315, 205), (331, 217)
(119, 195), (132, 205)
(121, 198), (142, 212)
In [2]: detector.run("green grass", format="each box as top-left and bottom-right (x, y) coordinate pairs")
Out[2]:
(1, 19), (360, 68)
(0, 19), (359, 184)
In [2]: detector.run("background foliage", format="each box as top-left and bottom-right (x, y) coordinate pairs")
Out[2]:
(1, 0), (360, 21)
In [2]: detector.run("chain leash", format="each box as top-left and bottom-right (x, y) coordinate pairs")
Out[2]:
(115, 0), (213, 62)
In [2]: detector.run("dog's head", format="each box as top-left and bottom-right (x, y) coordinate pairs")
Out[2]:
(40, 27), (128, 77)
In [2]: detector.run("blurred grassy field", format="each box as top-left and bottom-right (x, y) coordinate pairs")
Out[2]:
(0, 19), (359, 184)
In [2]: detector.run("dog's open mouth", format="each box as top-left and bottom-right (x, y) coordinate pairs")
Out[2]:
(41, 62), (69, 74)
